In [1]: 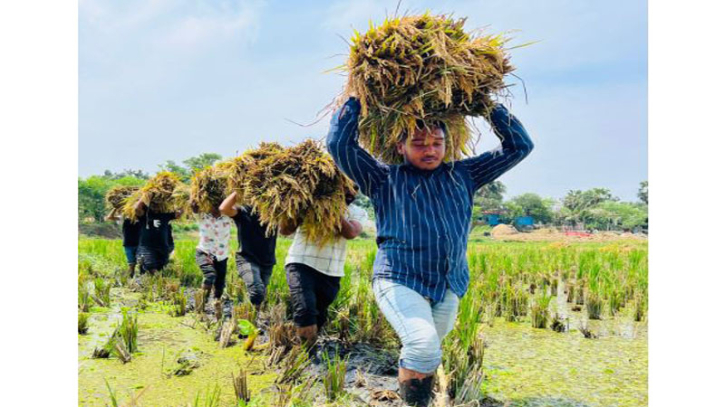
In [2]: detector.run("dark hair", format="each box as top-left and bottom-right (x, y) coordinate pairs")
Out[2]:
(412, 120), (446, 138)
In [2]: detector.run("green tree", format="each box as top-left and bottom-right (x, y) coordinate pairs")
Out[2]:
(158, 160), (191, 182)
(505, 193), (554, 224)
(638, 181), (648, 205)
(474, 181), (506, 212)
(102, 169), (149, 180)
(563, 188), (618, 224)
(183, 153), (222, 173)
(586, 201), (648, 231)
(78, 175), (145, 222)
(159, 153), (222, 182)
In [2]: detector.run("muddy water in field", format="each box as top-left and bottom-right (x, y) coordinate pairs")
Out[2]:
(78, 295), (647, 407)
(480, 317), (648, 407)
(78, 238), (647, 406)
(77, 290), (276, 406)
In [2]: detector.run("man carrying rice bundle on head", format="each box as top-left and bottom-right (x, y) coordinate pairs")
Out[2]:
(218, 142), (284, 314)
(128, 172), (184, 276)
(280, 183), (367, 347)
(327, 13), (535, 406)
(219, 192), (278, 312)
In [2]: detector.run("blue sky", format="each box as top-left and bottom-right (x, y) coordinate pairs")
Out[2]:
(79, 0), (647, 201)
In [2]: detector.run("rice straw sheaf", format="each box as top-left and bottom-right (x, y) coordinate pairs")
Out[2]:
(105, 185), (139, 219)
(245, 139), (351, 243)
(340, 12), (515, 163)
(190, 166), (228, 214)
(172, 183), (192, 220)
(225, 142), (285, 205)
(301, 165), (357, 246)
(122, 172), (184, 221)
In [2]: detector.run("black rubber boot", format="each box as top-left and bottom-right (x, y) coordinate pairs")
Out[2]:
(399, 376), (434, 406)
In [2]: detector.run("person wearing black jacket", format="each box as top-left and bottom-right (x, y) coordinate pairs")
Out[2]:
(106, 212), (142, 277)
(219, 192), (278, 311)
(133, 199), (181, 275)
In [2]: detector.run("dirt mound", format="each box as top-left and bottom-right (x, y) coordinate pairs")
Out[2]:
(79, 222), (122, 239)
(491, 224), (518, 238)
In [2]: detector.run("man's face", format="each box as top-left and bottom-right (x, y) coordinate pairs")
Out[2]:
(396, 127), (446, 170)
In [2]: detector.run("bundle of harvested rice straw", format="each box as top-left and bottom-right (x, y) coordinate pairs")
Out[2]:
(340, 12), (516, 163)
(189, 166), (228, 214)
(221, 142), (284, 205)
(122, 172), (186, 221)
(241, 139), (355, 245)
(104, 185), (139, 219)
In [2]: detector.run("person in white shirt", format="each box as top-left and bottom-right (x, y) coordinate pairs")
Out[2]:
(280, 186), (367, 346)
(192, 203), (232, 320)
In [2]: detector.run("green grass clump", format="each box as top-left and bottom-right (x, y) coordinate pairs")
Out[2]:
(78, 312), (90, 334)
(530, 290), (552, 329)
(93, 277), (111, 307)
(192, 384), (222, 407)
(586, 290), (603, 320)
(322, 353), (348, 402)
(78, 284), (93, 312)
(170, 288), (187, 317)
(443, 294), (486, 402)
(117, 308), (139, 353)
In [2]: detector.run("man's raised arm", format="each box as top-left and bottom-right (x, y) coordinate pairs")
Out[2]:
(326, 97), (389, 197)
(460, 104), (535, 191)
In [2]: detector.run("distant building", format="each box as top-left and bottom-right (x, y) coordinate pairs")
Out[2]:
(515, 216), (534, 227)
(481, 211), (502, 226)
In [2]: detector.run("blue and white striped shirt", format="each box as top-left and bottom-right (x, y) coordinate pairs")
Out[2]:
(326, 99), (534, 302)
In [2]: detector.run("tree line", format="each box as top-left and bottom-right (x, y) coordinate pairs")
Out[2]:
(79, 153), (648, 232)
(472, 181), (648, 231)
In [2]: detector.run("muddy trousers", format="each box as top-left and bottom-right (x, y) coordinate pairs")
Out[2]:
(195, 249), (228, 299)
(285, 263), (341, 329)
(235, 255), (273, 306)
(373, 278), (460, 374)
(137, 246), (170, 274)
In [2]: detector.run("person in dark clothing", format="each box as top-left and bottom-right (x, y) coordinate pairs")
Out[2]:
(219, 192), (278, 310)
(167, 225), (175, 256)
(133, 199), (180, 275)
(106, 212), (142, 277)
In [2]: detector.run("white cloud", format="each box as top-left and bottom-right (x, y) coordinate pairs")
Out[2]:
(79, 0), (267, 99)
(79, 0), (176, 32)
(80, 0), (266, 49)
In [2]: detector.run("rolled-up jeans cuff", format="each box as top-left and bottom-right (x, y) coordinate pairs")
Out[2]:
(399, 356), (441, 375)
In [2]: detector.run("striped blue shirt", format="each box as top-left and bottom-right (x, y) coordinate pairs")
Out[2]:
(326, 99), (534, 302)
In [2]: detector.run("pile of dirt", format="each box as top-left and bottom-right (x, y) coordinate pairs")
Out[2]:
(79, 222), (122, 239)
(491, 224), (519, 238)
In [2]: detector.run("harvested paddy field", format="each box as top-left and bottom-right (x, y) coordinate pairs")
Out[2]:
(78, 236), (647, 406)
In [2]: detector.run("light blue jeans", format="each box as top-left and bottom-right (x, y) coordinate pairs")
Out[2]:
(373, 278), (460, 374)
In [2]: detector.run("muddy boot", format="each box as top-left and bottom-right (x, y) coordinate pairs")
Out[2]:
(214, 299), (223, 320)
(399, 376), (434, 407)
